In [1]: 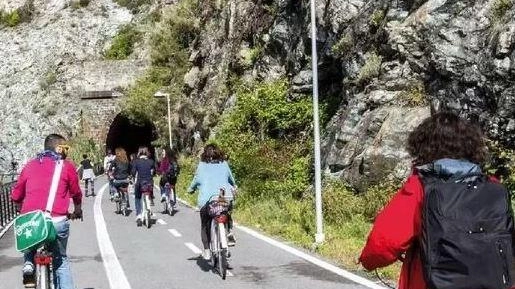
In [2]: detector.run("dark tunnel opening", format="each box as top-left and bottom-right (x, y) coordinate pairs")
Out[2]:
(106, 114), (157, 159)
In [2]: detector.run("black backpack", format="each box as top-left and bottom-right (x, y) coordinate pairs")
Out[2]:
(165, 161), (179, 181)
(420, 173), (514, 289)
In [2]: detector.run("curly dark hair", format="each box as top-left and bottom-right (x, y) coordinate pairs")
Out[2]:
(201, 144), (224, 163)
(407, 112), (486, 165)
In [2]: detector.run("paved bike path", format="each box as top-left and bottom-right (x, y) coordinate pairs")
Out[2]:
(0, 177), (379, 289)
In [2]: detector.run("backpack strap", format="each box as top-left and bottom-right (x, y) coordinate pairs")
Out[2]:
(447, 172), (485, 183)
(45, 160), (64, 217)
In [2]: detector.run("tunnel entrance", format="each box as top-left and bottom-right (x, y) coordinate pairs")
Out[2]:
(106, 114), (157, 159)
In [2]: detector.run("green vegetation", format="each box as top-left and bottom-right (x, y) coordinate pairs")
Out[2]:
(0, 1), (33, 27)
(171, 79), (401, 280)
(369, 9), (385, 27)
(491, 0), (513, 21)
(398, 81), (427, 106)
(0, 10), (20, 27)
(68, 135), (104, 170)
(486, 140), (515, 194)
(331, 34), (353, 58)
(39, 71), (58, 91)
(241, 46), (263, 68)
(104, 25), (141, 60)
(114, 0), (151, 14)
(356, 52), (382, 84)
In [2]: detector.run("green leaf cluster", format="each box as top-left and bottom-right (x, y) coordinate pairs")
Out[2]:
(150, 0), (199, 68)
(68, 135), (104, 169)
(114, 0), (151, 14)
(104, 25), (141, 60)
(0, 10), (21, 27)
(220, 80), (313, 140)
(356, 51), (382, 84)
(491, 0), (513, 21)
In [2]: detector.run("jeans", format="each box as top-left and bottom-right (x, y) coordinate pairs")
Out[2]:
(160, 184), (177, 205)
(84, 178), (94, 196)
(24, 219), (74, 289)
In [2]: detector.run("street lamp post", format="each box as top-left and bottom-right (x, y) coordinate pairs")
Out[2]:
(310, 0), (325, 243)
(154, 91), (173, 150)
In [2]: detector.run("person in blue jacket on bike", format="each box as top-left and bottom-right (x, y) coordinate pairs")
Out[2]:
(187, 143), (236, 260)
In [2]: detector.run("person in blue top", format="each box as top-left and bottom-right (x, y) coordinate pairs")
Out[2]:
(188, 143), (236, 260)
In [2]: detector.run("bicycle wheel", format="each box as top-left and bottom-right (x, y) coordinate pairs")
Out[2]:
(145, 196), (152, 228)
(169, 188), (175, 215)
(218, 230), (227, 279)
(122, 193), (128, 216)
(115, 199), (121, 214)
(36, 265), (50, 289)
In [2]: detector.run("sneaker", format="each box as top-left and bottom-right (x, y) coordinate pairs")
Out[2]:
(22, 263), (35, 287)
(227, 233), (236, 247)
(227, 262), (234, 270)
(161, 195), (166, 203)
(136, 218), (142, 227)
(202, 249), (211, 261)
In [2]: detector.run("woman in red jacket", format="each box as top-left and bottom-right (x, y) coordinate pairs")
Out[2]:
(359, 112), (488, 289)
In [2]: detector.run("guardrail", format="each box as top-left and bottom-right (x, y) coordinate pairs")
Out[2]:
(0, 180), (18, 231)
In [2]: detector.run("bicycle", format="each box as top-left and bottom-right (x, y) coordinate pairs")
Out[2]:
(113, 181), (130, 217)
(141, 183), (153, 228)
(162, 182), (175, 216)
(25, 213), (82, 289)
(207, 189), (233, 279)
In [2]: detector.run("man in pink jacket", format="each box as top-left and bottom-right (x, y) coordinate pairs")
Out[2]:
(11, 134), (82, 289)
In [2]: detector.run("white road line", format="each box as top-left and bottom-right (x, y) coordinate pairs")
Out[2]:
(94, 183), (132, 289)
(168, 229), (182, 237)
(0, 220), (15, 239)
(175, 197), (384, 288)
(236, 225), (386, 289)
(157, 219), (167, 225)
(185, 242), (203, 255)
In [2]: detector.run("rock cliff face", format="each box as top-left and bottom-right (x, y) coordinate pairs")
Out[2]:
(0, 0), (140, 171)
(178, 0), (515, 187)
(2, 0), (515, 186)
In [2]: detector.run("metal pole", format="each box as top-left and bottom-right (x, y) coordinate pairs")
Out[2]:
(167, 94), (172, 150)
(310, 0), (324, 244)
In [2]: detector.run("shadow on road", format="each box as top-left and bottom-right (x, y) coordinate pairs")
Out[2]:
(187, 256), (211, 273)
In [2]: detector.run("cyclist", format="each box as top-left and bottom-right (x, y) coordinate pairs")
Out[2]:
(76, 154), (95, 197)
(109, 147), (131, 208)
(103, 149), (115, 198)
(11, 134), (82, 289)
(359, 112), (494, 289)
(158, 147), (180, 207)
(131, 146), (155, 226)
(187, 143), (236, 260)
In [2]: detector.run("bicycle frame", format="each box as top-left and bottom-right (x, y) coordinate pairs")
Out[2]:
(207, 191), (233, 279)
(163, 183), (175, 216)
(115, 185), (129, 216)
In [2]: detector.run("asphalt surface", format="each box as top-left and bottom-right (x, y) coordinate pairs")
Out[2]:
(0, 177), (375, 289)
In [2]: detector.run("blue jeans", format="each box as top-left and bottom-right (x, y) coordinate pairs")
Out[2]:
(24, 219), (74, 289)
(160, 185), (177, 205)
